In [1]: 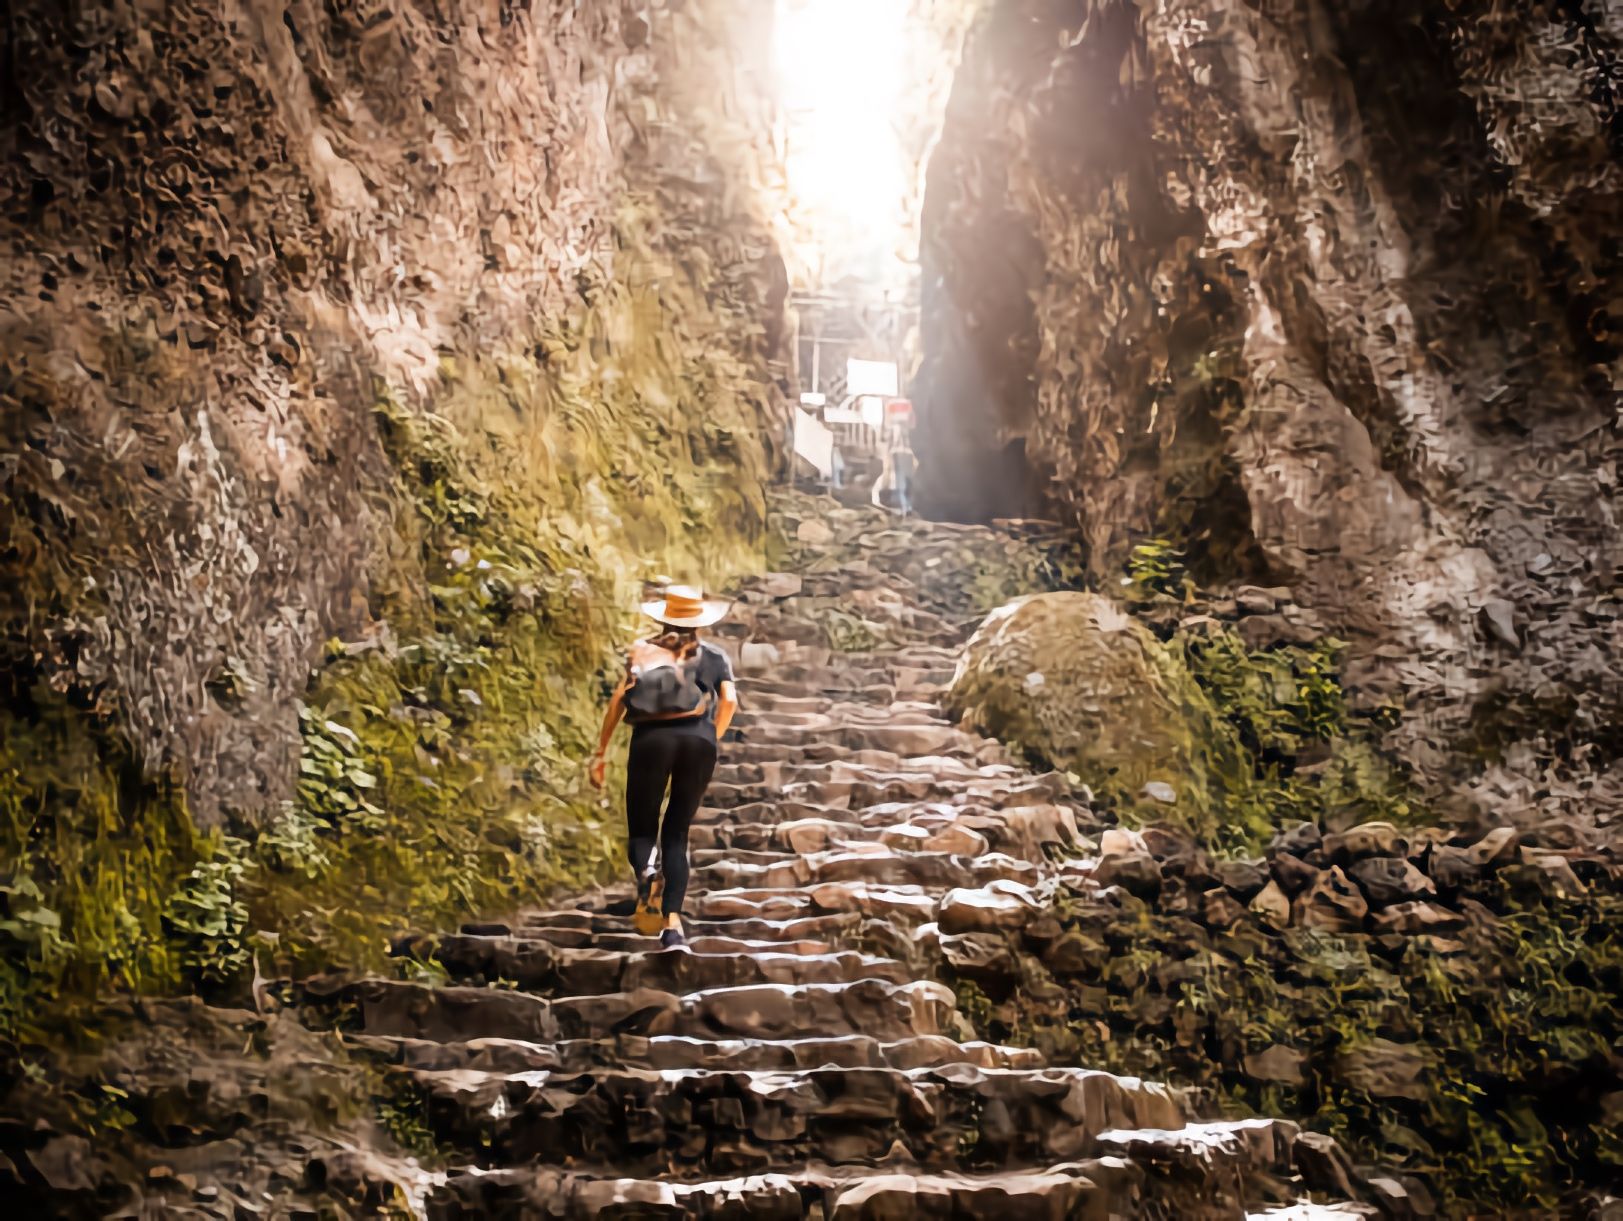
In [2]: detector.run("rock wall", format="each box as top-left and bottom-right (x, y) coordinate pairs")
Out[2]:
(916, 0), (1623, 828)
(0, 0), (787, 1016)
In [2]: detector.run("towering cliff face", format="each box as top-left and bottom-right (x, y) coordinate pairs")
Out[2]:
(917, 0), (1622, 826)
(0, 0), (786, 1014)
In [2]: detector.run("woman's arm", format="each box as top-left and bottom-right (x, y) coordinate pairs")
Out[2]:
(713, 679), (739, 740)
(589, 676), (630, 790)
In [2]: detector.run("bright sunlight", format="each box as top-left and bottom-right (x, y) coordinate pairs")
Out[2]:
(772, 0), (917, 289)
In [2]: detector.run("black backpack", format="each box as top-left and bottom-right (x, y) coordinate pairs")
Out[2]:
(623, 642), (710, 722)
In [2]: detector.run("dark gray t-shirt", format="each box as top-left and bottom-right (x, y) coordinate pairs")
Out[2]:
(691, 641), (735, 714)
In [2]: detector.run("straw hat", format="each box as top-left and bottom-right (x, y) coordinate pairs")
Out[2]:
(641, 584), (730, 628)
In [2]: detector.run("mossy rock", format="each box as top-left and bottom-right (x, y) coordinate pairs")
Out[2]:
(947, 591), (1246, 832)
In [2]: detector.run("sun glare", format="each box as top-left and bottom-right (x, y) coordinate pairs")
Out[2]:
(773, 0), (913, 286)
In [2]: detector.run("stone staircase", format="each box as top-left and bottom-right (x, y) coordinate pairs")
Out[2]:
(310, 511), (1371, 1220)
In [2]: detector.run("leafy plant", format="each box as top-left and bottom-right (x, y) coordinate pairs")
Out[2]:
(295, 703), (386, 833)
(1125, 537), (1188, 598)
(161, 837), (252, 988)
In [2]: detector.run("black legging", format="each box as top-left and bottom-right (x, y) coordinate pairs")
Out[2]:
(625, 722), (717, 915)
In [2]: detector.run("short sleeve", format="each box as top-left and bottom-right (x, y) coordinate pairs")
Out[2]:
(701, 642), (734, 689)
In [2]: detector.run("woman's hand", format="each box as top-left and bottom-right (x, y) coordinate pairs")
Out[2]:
(588, 753), (607, 790)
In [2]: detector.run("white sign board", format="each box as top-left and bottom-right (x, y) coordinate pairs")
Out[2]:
(792, 407), (834, 478)
(846, 358), (898, 398)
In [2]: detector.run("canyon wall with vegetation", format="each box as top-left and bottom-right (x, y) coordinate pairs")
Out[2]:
(918, 0), (1622, 829)
(921, 2), (1621, 1208)
(0, 0), (787, 1029)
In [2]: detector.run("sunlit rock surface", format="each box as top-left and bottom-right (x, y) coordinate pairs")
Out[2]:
(947, 590), (1239, 816)
(1, 0), (787, 826)
(917, 0), (1623, 831)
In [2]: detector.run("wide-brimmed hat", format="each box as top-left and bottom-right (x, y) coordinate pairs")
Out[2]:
(641, 584), (730, 628)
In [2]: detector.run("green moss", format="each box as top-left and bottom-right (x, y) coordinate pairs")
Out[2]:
(1001, 878), (1623, 1211)
(0, 200), (776, 1041)
(952, 596), (1403, 849)
(0, 704), (203, 1032)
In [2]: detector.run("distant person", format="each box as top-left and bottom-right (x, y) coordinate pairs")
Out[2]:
(589, 586), (738, 948)
(830, 444), (846, 491)
(890, 439), (916, 516)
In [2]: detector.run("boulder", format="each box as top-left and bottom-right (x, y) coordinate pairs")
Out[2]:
(1202, 888), (1247, 929)
(1365, 1175), (1438, 1219)
(948, 592), (1244, 823)
(1338, 1038), (1433, 1101)
(1292, 1131), (1361, 1200)
(1372, 902), (1466, 936)
(1243, 1043), (1307, 1087)
(1099, 827), (1150, 857)
(755, 572), (803, 599)
(1348, 857), (1436, 907)
(1425, 845), (1481, 891)
(938, 932), (1018, 988)
(1517, 850), (1588, 896)
(1042, 930), (1108, 977)
(1269, 851), (1321, 896)
(1322, 821), (1408, 864)
(1465, 826), (1520, 865)
(795, 519), (834, 545)
(1293, 866), (1369, 932)
(1140, 825), (1198, 858)
(1250, 880), (1291, 928)
(1271, 821), (1323, 860)
(937, 882), (1043, 934)
(1214, 858), (1269, 899)
(1092, 851), (1164, 898)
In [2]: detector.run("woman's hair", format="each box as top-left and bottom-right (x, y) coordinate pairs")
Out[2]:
(649, 626), (700, 659)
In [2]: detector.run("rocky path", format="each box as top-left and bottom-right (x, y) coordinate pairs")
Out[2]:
(315, 508), (1365, 1219)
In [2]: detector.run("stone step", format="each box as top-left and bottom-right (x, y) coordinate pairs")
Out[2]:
(734, 723), (983, 757)
(739, 680), (901, 704)
(410, 933), (914, 993)
(406, 1063), (1188, 1175)
(692, 882), (942, 924)
(703, 775), (1005, 813)
(425, 1160), (1148, 1220)
(505, 926), (842, 956)
(309, 976), (962, 1043)
(701, 771), (1061, 818)
(699, 798), (860, 825)
(688, 820), (885, 856)
(711, 755), (1007, 789)
(732, 706), (949, 732)
(517, 909), (870, 947)
(695, 849), (1040, 893)
(350, 1030), (1044, 1074)
(719, 742), (903, 768)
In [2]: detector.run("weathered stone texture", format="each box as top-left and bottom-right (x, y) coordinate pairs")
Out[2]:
(0, 0), (785, 824)
(947, 590), (1237, 810)
(916, 0), (1623, 826)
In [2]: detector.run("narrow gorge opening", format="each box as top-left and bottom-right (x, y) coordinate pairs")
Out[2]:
(2, 1), (1620, 1216)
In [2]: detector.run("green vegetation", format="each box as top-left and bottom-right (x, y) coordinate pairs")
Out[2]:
(951, 567), (1619, 1209)
(0, 208), (775, 1043)
(1174, 628), (1421, 853)
(1124, 536), (1188, 599)
(986, 875), (1623, 1211)
(950, 582), (1420, 851)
